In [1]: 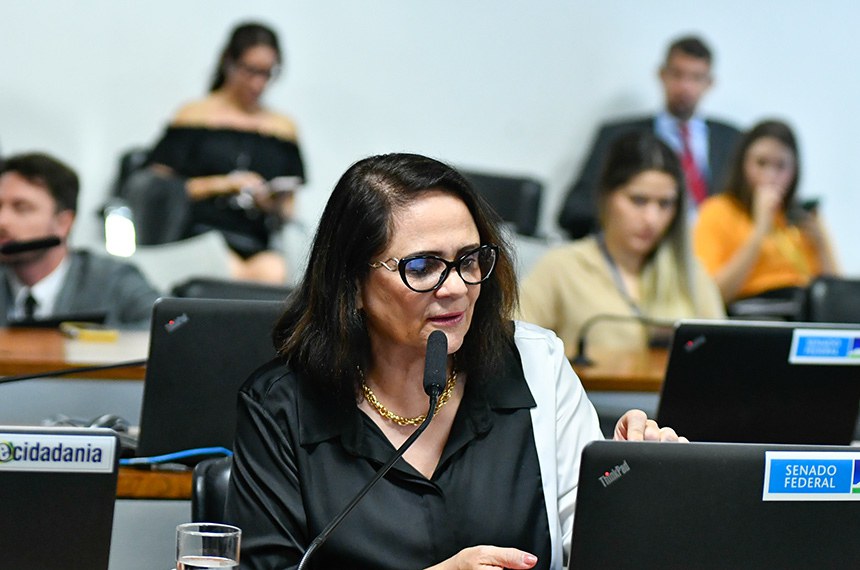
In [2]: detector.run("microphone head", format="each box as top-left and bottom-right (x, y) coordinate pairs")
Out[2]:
(423, 330), (448, 396)
(0, 236), (62, 255)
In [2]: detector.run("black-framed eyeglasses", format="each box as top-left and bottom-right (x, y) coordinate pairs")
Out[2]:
(369, 244), (499, 293)
(231, 60), (281, 82)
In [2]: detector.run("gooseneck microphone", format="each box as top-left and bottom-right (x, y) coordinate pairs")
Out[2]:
(422, 329), (448, 397)
(0, 236), (62, 256)
(296, 330), (448, 570)
(571, 313), (675, 367)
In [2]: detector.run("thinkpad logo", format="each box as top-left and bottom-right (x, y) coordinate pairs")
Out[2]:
(164, 313), (190, 333)
(598, 460), (630, 487)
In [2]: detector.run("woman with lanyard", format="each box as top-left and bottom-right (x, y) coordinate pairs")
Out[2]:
(521, 131), (724, 357)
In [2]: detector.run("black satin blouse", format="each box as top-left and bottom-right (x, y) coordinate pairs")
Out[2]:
(148, 126), (305, 258)
(224, 346), (552, 570)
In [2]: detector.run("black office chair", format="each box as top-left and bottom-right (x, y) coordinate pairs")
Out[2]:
(726, 286), (807, 321)
(172, 277), (293, 302)
(103, 146), (191, 246)
(192, 456), (233, 523)
(112, 147), (151, 198)
(805, 276), (860, 323)
(459, 169), (543, 237)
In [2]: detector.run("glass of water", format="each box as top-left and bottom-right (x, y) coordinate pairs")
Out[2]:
(176, 522), (241, 569)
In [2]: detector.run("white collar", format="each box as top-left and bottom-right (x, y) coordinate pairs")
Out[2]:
(8, 255), (71, 319)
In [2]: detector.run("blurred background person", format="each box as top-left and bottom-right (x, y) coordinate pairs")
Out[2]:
(522, 132), (724, 357)
(693, 120), (839, 306)
(558, 35), (741, 239)
(146, 21), (305, 284)
(0, 153), (159, 329)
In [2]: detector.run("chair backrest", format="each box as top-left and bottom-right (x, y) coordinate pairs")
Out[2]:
(172, 277), (293, 302)
(459, 169), (543, 237)
(112, 147), (150, 198)
(725, 286), (806, 321)
(122, 231), (233, 294)
(192, 456), (233, 523)
(805, 276), (860, 323)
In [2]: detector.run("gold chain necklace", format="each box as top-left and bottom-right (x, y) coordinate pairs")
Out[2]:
(361, 370), (457, 427)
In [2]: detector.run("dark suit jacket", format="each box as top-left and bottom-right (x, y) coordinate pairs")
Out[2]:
(557, 115), (742, 239)
(0, 250), (161, 329)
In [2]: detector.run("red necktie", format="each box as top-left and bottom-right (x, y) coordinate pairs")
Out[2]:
(679, 123), (708, 205)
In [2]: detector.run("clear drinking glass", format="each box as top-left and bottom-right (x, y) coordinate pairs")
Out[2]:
(176, 523), (241, 569)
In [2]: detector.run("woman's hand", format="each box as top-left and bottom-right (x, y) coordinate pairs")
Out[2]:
(751, 183), (785, 237)
(797, 209), (826, 245)
(796, 209), (841, 275)
(424, 546), (538, 570)
(613, 409), (688, 442)
(225, 170), (267, 194)
(710, 183), (788, 303)
(252, 187), (296, 219)
(185, 170), (266, 200)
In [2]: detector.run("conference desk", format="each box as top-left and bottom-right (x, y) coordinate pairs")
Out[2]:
(0, 326), (667, 390)
(0, 327), (149, 379)
(0, 329), (664, 499)
(118, 467), (192, 499)
(572, 347), (668, 393)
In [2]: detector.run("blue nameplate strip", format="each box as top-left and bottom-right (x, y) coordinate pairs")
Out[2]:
(789, 329), (860, 365)
(764, 451), (860, 501)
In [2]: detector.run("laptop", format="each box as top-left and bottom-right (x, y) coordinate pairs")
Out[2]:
(570, 439), (860, 569)
(136, 297), (284, 458)
(0, 425), (119, 569)
(656, 319), (860, 444)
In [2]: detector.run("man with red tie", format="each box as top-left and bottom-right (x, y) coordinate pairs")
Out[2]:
(558, 35), (741, 239)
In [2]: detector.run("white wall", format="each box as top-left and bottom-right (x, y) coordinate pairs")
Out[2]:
(2, 1), (859, 272)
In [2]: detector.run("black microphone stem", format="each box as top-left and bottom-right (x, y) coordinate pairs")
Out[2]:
(296, 388), (441, 570)
(0, 359), (147, 385)
(572, 314), (675, 367)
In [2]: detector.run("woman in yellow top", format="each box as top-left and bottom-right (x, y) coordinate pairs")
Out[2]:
(693, 120), (839, 304)
(521, 132), (724, 356)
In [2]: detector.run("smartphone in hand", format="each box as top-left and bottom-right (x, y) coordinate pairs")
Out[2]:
(267, 176), (303, 196)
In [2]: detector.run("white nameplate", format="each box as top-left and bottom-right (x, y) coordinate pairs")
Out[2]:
(763, 451), (860, 501)
(0, 432), (116, 473)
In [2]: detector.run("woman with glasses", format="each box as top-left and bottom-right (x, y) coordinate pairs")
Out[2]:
(521, 132), (723, 357)
(225, 153), (684, 570)
(146, 21), (304, 283)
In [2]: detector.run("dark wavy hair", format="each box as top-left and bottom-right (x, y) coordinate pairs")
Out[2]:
(723, 119), (800, 216)
(273, 153), (518, 407)
(0, 152), (79, 213)
(209, 22), (281, 92)
(596, 131), (695, 296)
(597, 131), (686, 242)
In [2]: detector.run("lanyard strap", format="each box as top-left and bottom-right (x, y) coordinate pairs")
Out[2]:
(596, 233), (643, 316)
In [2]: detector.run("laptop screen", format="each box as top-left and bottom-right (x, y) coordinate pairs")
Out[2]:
(0, 426), (119, 569)
(570, 440), (860, 569)
(136, 297), (283, 459)
(656, 319), (860, 445)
